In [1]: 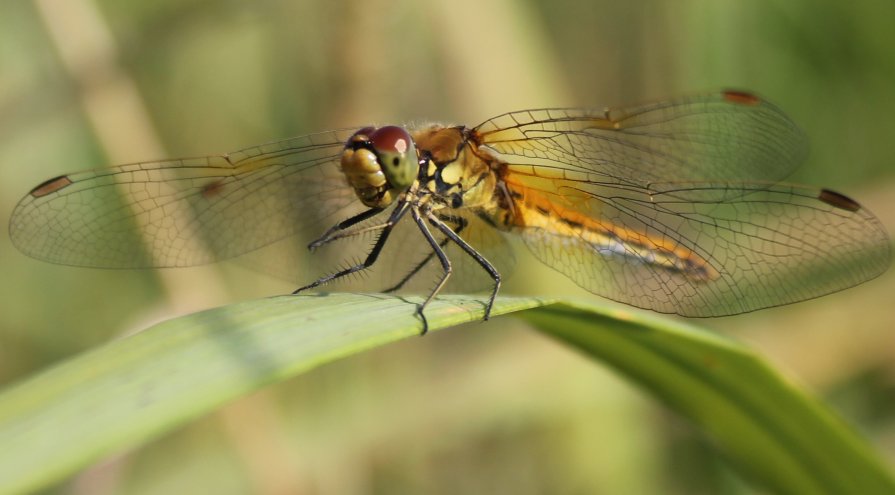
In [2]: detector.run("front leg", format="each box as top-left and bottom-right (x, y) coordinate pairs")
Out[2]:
(307, 206), (384, 251)
(294, 202), (408, 293)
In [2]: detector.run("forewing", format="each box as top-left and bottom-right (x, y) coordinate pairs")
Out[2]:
(475, 91), (807, 186)
(9, 130), (361, 268)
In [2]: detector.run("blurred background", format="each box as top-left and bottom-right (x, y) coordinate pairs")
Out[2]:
(1, 0), (894, 493)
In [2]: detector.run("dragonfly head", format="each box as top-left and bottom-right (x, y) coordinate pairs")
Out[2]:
(341, 126), (419, 207)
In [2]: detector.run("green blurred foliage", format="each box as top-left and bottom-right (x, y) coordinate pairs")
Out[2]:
(0, 0), (893, 493)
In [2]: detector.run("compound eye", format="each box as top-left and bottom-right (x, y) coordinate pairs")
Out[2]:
(347, 126), (376, 148)
(370, 126), (418, 189)
(370, 126), (411, 154)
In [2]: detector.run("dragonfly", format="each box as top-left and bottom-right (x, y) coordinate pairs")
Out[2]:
(9, 90), (891, 333)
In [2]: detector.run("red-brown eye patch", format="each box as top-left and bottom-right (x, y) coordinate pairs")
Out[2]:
(370, 126), (412, 154)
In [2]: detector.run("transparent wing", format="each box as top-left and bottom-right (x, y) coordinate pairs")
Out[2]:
(475, 91), (808, 187)
(475, 90), (888, 315)
(513, 178), (890, 317)
(9, 129), (364, 268)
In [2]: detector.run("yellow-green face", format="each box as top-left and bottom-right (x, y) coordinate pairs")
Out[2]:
(339, 126), (420, 208)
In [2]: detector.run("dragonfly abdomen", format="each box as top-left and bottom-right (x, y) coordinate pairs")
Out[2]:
(509, 189), (720, 282)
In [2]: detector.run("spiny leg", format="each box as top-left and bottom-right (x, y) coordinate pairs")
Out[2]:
(410, 207), (454, 335)
(426, 211), (501, 320)
(294, 202), (409, 293)
(383, 214), (467, 293)
(307, 206), (384, 251)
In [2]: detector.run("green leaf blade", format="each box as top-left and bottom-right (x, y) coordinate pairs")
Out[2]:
(0, 294), (892, 495)
(524, 302), (895, 495)
(0, 294), (549, 495)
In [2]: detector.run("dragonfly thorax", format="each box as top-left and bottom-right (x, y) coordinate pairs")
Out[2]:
(340, 126), (419, 208)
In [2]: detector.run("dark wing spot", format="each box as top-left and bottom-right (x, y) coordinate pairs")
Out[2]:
(818, 188), (861, 212)
(201, 180), (226, 199)
(722, 90), (761, 106)
(30, 175), (73, 198)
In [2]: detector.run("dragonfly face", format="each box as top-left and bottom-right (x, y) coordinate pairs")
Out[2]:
(9, 90), (891, 334)
(340, 126), (419, 208)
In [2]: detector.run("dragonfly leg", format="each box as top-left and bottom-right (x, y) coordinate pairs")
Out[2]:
(382, 214), (467, 293)
(307, 206), (384, 251)
(410, 207), (453, 335)
(426, 211), (501, 320)
(294, 203), (408, 293)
